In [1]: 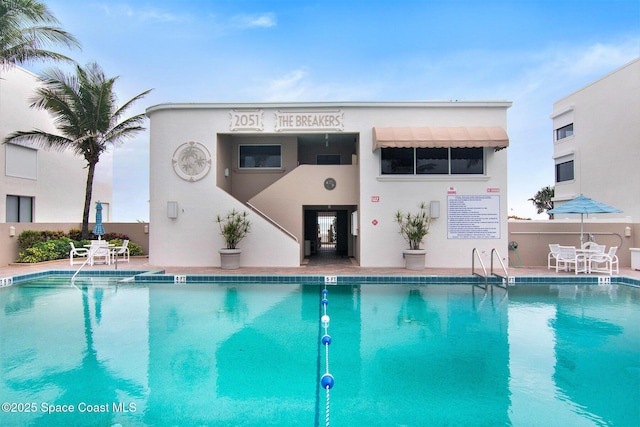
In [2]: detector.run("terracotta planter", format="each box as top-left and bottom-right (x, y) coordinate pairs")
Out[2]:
(403, 249), (426, 270)
(219, 248), (241, 270)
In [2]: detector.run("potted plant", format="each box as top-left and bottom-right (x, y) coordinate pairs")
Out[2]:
(216, 209), (251, 269)
(394, 202), (431, 270)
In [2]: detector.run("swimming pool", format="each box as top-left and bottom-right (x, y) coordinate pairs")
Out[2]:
(1, 277), (638, 426)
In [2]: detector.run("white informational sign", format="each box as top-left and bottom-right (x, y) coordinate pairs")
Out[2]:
(447, 195), (501, 239)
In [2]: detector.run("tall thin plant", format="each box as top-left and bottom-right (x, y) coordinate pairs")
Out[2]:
(216, 209), (251, 249)
(394, 202), (431, 250)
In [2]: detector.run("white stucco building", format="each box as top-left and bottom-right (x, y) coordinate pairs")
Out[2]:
(1, 66), (112, 223)
(147, 100), (512, 268)
(551, 58), (640, 220)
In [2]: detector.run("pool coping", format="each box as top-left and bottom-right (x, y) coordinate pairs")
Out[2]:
(2, 269), (639, 288)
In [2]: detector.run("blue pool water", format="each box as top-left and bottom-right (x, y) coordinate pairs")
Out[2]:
(1, 277), (638, 426)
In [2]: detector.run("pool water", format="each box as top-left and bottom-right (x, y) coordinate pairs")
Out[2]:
(1, 278), (638, 426)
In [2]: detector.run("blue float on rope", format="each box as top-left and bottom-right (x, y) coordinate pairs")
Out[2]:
(322, 289), (328, 297)
(321, 298), (328, 306)
(322, 334), (332, 345)
(321, 373), (335, 389)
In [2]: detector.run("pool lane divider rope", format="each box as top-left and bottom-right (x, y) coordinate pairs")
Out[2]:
(320, 287), (334, 427)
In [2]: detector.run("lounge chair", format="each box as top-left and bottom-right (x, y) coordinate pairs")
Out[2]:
(111, 239), (130, 263)
(88, 241), (111, 265)
(589, 246), (619, 275)
(69, 242), (89, 265)
(557, 246), (588, 274)
(548, 244), (561, 270)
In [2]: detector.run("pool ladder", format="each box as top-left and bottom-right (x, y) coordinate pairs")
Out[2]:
(471, 248), (509, 291)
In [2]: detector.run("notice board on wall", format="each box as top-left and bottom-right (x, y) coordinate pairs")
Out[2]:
(447, 195), (501, 239)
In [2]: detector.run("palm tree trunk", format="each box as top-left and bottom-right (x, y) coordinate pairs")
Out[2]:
(81, 161), (97, 239)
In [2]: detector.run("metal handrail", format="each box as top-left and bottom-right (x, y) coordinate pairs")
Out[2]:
(246, 202), (298, 242)
(471, 248), (488, 289)
(71, 256), (91, 282)
(490, 248), (509, 289)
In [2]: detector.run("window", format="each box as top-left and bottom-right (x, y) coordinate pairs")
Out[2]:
(416, 148), (448, 174)
(381, 148), (413, 174)
(239, 145), (281, 168)
(450, 148), (484, 174)
(381, 147), (484, 175)
(6, 195), (33, 222)
(555, 160), (574, 182)
(556, 123), (573, 140)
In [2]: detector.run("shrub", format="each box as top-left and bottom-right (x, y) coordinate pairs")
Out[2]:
(17, 230), (65, 251)
(18, 238), (71, 263)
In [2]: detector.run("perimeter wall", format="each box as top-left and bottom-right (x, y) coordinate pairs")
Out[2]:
(1, 220), (638, 270)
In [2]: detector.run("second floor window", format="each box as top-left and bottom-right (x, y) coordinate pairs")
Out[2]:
(556, 123), (574, 140)
(239, 145), (282, 168)
(555, 160), (574, 182)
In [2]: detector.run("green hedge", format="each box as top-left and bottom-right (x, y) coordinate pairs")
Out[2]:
(16, 230), (143, 263)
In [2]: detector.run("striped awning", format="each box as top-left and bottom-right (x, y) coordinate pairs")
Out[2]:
(372, 126), (509, 151)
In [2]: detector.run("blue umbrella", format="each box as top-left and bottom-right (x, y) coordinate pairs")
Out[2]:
(548, 195), (622, 244)
(92, 201), (105, 240)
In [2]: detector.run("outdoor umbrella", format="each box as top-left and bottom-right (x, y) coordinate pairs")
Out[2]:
(548, 195), (622, 244)
(92, 201), (105, 240)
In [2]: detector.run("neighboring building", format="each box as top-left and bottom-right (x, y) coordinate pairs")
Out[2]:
(551, 58), (640, 220)
(147, 100), (511, 268)
(0, 66), (112, 223)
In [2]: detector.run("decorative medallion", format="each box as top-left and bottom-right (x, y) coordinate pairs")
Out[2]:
(324, 177), (336, 191)
(172, 141), (211, 182)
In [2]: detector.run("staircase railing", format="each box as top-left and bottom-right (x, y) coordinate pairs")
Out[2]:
(246, 202), (298, 242)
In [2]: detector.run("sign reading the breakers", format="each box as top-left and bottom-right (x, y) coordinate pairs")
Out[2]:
(275, 109), (344, 132)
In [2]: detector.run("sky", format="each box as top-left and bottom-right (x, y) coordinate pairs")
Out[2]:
(30, 0), (640, 221)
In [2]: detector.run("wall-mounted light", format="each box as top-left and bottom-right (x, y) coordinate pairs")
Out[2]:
(430, 201), (440, 219)
(9, 226), (16, 237)
(224, 168), (229, 177)
(625, 226), (632, 237)
(167, 201), (178, 219)
(144, 224), (149, 234)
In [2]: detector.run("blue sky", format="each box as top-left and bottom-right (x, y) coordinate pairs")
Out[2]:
(34, 0), (640, 221)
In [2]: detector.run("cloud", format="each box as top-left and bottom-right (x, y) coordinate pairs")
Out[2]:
(263, 69), (308, 101)
(96, 2), (191, 23)
(230, 13), (277, 29)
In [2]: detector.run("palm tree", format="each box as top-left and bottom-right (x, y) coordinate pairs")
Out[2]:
(0, 0), (80, 68)
(529, 185), (555, 219)
(3, 62), (152, 237)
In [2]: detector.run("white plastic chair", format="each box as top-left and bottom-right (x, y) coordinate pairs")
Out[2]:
(589, 246), (619, 275)
(547, 244), (561, 270)
(557, 246), (588, 274)
(111, 239), (130, 263)
(88, 241), (111, 266)
(69, 242), (89, 265)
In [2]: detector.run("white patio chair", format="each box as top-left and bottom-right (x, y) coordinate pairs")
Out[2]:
(589, 246), (619, 275)
(69, 242), (89, 265)
(111, 239), (130, 263)
(547, 244), (561, 270)
(88, 241), (111, 266)
(557, 246), (588, 274)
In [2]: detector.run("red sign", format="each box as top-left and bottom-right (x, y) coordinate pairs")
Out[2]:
(372, 219), (378, 226)
(487, 187), (500, 193)
(371, 196), (380, 202)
